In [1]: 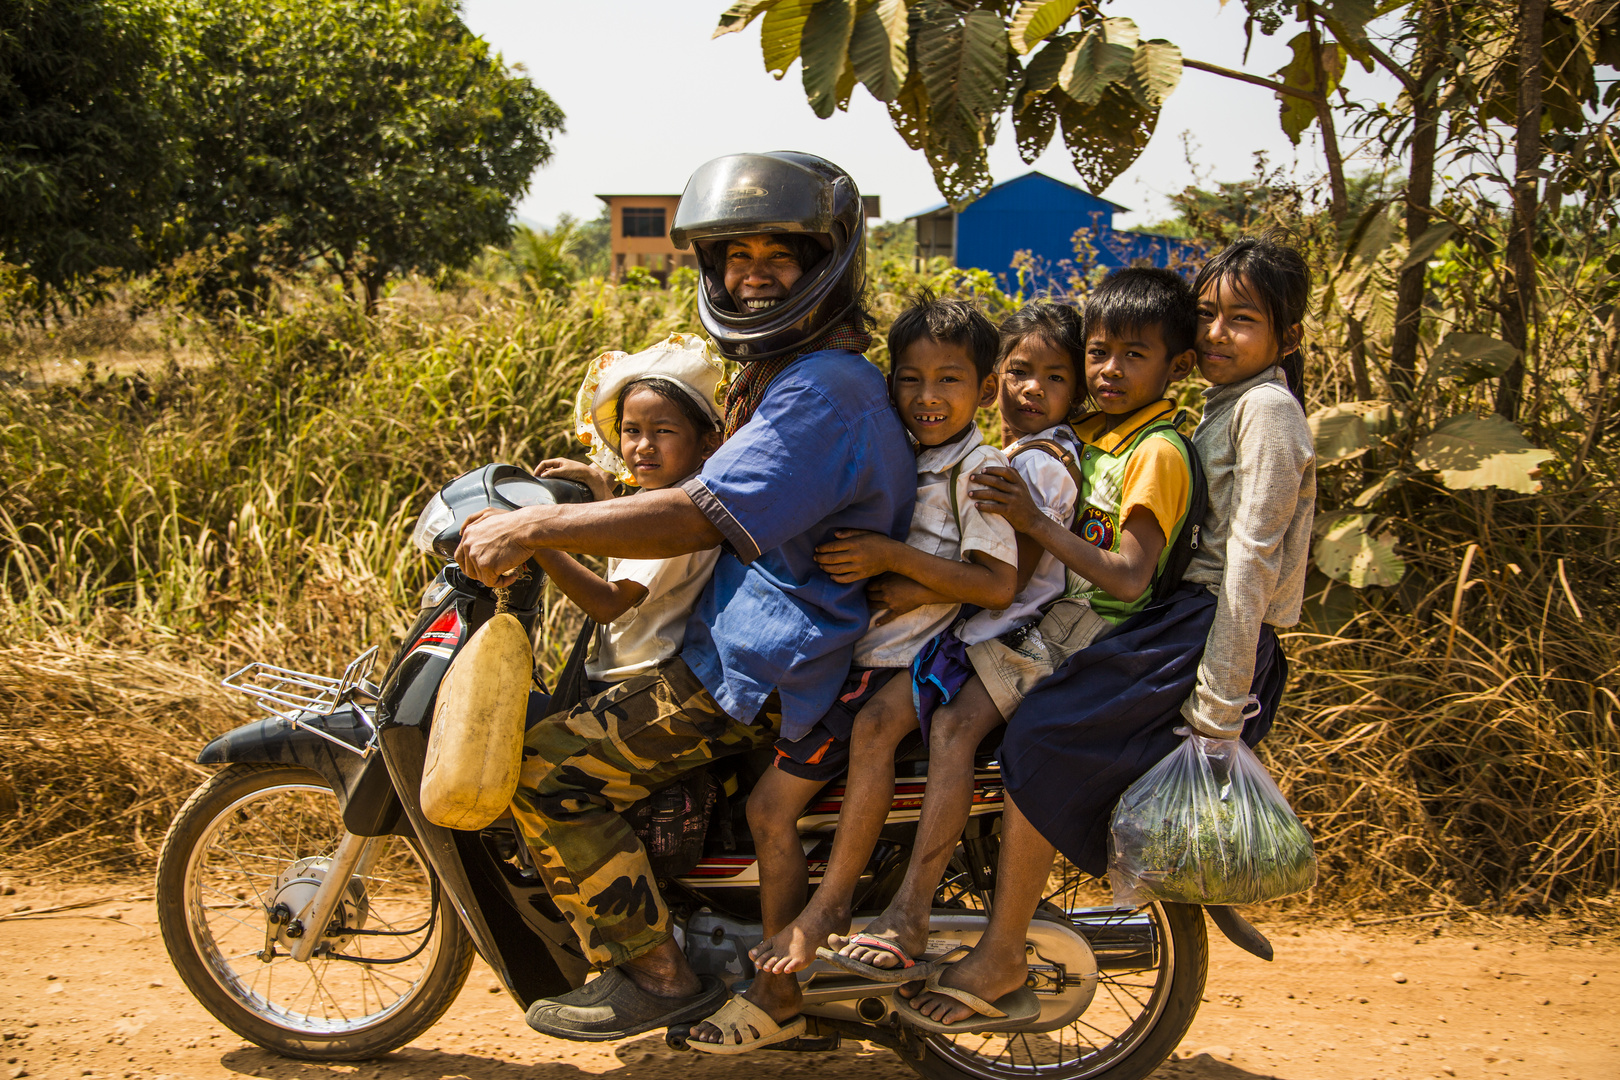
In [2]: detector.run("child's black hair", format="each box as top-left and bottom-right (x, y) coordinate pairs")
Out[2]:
(1192, 231), (1312, 406)
(888, 289), (1000, 380)
(615, 376), (718, 438)
(996, 300), (1085, 417)
(1083, 267), (1198, 361)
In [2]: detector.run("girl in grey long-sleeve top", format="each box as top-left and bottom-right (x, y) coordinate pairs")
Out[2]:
(1180, 236), (1317, 738)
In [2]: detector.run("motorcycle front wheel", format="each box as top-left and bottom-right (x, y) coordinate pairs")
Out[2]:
(155, 763), (474, 1060)
(911, 857), (1208, 1080)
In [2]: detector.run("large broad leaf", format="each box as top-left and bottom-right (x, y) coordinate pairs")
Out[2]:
(1008, 0), (1079, 55)
(714, 0), (782, 37)
(886, 63), (930, 151)
(849, 0), (909, 102)
(1126, 39), (1182, 108)
(761, 0), (816, 79)
(913, 0), (1008, 204)
(1413, 414), (1556, 493)
(1060, 18), (1136, 105)
(1314, 514), (1406, 588)
(1427, 332), (1519, 386)
(1273, 31), (1341, 144)
(802, 0), (856, 117)
(1013, 86), (1060, 163)
(1307, 402), (1374, 464)
(1022, 32), (1074, 94)
(1397, 220), (1456, 272)
(1353, 469), (1406, 507)
(1057, 81), (1156, 192)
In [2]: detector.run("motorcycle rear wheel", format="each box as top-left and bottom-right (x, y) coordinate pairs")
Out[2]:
(909, 860), (1207, 1080)
(155, 763), (474, 1060)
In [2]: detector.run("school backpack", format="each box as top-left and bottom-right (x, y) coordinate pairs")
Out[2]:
(1009, 412), (1208, 604)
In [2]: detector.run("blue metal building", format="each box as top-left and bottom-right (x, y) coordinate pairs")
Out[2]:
(906, 171), (1198, 289)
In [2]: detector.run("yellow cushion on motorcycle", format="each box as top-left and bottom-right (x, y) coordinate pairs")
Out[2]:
(421, 611), (531, 830)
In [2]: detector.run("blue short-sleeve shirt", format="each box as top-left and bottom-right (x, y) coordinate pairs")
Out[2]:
(680, 348), (914, 740)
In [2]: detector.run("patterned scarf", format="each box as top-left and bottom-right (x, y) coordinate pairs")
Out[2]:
(722, 319), (873, 439)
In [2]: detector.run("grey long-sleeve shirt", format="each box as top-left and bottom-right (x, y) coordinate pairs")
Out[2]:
(1180, 366), (1316, 737)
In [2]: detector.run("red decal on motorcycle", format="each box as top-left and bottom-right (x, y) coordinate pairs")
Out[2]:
(415, 608), (463, 650)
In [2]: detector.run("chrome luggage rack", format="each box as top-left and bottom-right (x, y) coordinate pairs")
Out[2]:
(221, 646), (381, 756)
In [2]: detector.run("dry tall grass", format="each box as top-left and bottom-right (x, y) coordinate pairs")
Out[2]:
(2, 270), (1616, 919)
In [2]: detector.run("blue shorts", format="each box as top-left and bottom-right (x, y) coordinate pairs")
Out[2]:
(771, 666), (902, 782)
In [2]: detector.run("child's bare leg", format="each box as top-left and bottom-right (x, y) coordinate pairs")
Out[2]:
(834, 678), (1003, 968)
(691, 768), (823, 1042)
(906, 792), (1053, 1023)
(770, 674), (919, 971)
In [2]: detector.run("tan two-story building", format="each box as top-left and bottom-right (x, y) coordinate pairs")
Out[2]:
(598, 192), (882, 285)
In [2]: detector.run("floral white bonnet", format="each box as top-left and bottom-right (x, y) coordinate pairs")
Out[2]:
(572, 333), (727, 486)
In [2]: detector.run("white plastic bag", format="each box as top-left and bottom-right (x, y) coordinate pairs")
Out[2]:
(1108, 730), (1316, 907)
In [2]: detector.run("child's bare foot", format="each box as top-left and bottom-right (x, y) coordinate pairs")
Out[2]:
(906, 946), (1029, 1025)
(827, 907), (929, 970)
(689, 971), (801, 1048)
(750, 903), (851, 975)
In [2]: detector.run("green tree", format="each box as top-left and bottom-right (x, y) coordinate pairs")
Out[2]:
(0, 0), (181, 306)
(173, 0), (565, 309)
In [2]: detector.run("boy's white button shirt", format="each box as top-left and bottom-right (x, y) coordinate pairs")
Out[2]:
(958, 423), (1081, 645)
(853, 426), (1018, 668)
(587, 547), (723, 683)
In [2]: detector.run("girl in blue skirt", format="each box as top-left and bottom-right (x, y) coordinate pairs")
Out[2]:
(901, 233), (1318, 1032)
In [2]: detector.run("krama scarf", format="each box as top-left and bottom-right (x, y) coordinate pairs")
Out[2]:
(722, 319), (873, 439)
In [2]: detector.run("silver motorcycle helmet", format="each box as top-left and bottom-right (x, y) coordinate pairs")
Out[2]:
(670, 151), (867, 362)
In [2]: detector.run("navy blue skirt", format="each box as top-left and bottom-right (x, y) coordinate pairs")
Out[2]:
(999, 586), (1288, 877)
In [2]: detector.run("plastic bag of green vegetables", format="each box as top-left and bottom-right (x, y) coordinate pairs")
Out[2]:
(1108, 729), (1316, 907)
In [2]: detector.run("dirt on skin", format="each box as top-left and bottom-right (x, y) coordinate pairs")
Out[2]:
(0, 881), (1616, 1080)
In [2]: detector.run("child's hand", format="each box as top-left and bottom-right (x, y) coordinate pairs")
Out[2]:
(534, 458), (616, 503)
(814, 529), (895, 583)
(866, 573), (936, 625)
(970, 466), (1048, 534)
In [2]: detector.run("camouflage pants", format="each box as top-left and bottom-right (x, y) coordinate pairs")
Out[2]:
(509, 656), (778, 968)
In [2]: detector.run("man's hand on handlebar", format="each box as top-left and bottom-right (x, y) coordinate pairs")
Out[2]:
(456, 508), (535, 589)
(534, 458), (615, 503)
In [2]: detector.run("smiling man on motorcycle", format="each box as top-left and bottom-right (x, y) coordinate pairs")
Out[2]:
(455, 151), (915, 1041)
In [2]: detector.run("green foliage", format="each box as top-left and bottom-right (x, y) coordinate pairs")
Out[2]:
(0, 0), (181, 303)
(169, 0), (564, 309)
(714, 0), (1200, 205)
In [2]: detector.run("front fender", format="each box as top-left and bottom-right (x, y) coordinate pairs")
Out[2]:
(197, 706), (407, 837)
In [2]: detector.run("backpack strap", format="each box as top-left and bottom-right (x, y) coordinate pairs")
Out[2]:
(1008, 437), (1086, 519)
(1136, 411), (1209, 603)
(946, 459), (964, 538)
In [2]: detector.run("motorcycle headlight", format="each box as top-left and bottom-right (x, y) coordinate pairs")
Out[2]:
(411, 493), (455, 555)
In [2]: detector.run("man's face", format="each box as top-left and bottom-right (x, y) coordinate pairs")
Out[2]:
(722, 235), (804, 313)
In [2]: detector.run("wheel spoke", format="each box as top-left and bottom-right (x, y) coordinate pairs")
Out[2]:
(173, 773), (446, 1038)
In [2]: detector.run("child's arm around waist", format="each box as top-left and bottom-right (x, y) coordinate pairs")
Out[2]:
(813, 532), (1016, 611)
(969, 465), (1167, 603)
(533, 549), (649, 625)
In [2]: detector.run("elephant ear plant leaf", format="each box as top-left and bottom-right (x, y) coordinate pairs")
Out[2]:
(1413, 414), (1557, 494)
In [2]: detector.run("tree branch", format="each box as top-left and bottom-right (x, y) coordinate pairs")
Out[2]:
(1301, 0), (1420, 95)
(1183, 57), (1324, 104)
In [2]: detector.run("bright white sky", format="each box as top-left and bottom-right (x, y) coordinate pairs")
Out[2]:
(460, 0), (1402, 230)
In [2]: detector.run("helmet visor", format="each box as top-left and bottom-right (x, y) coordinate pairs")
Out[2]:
(670, 154), (840, 250)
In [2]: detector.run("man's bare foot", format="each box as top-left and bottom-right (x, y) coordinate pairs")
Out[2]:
(620, 937), (702, 999)
(827, 907), (928, 970)
(907, 946), (1029, 1025)
(689, 972), (801, 1046)
(750, 903), (851, 975)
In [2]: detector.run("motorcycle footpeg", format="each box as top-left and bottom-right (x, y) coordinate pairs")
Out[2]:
(665, 1022), (694, 1051)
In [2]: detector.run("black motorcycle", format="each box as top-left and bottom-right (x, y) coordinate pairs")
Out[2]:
(155, 463), (1268, 1080)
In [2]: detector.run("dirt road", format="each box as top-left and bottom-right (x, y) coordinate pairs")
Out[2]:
(1, 881), (1615, 1080)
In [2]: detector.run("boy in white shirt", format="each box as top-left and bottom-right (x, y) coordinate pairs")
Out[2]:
(534, 335), (725, 690)
(822, 300), (1088, 981)
(690, 293), (1016, 1053)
